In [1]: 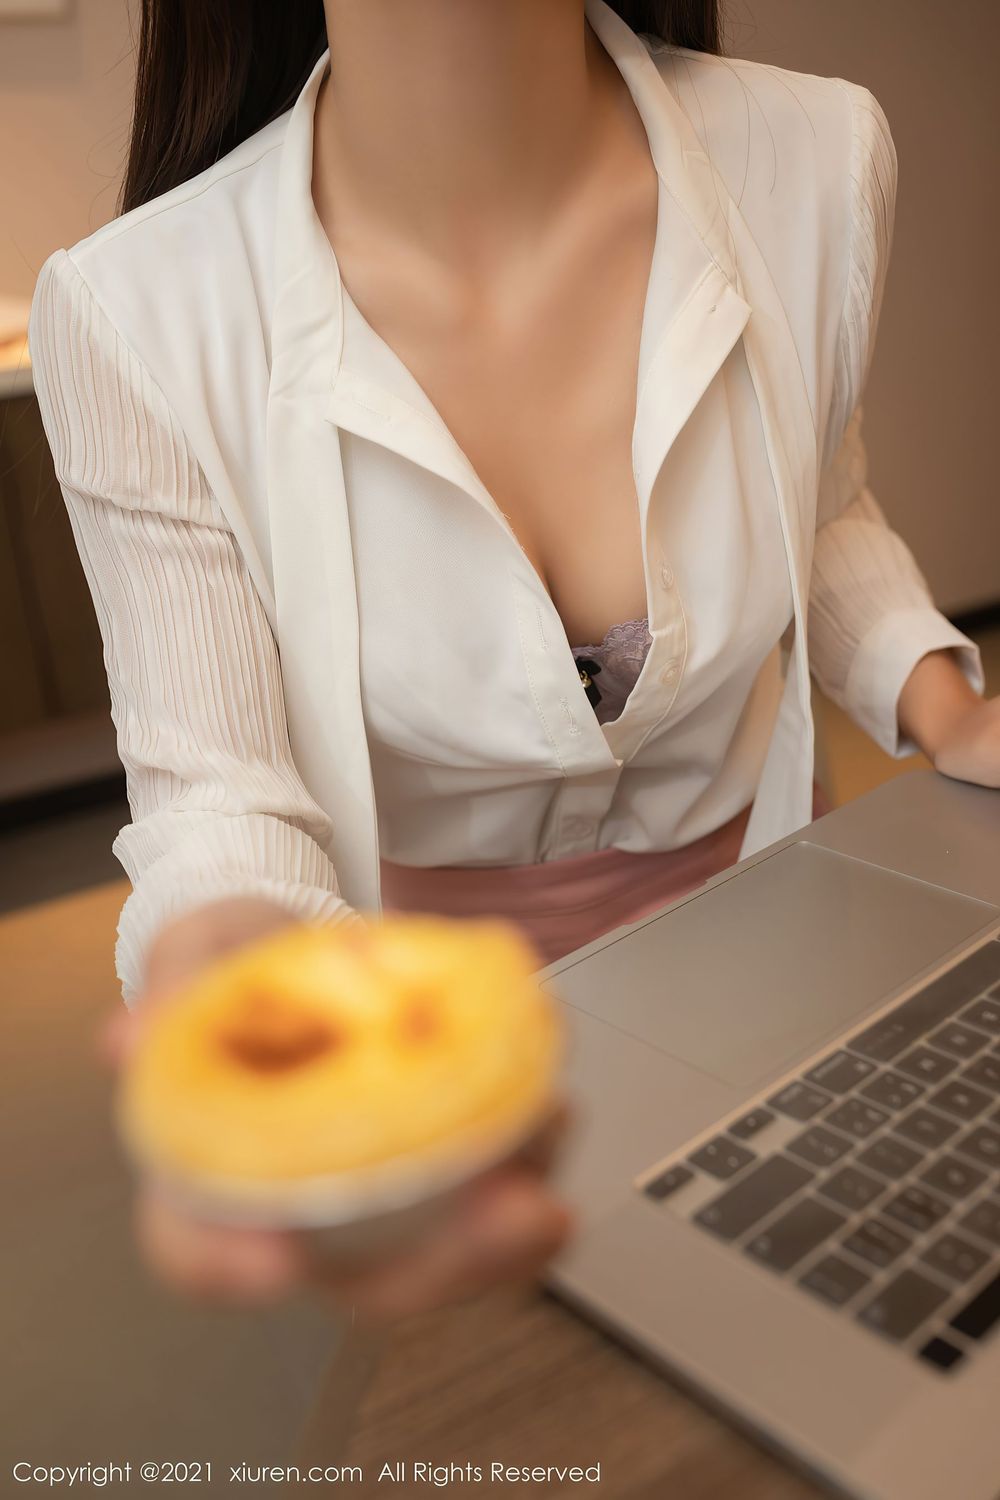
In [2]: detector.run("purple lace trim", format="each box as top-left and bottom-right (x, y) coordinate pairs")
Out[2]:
(570, 617), (653, 725)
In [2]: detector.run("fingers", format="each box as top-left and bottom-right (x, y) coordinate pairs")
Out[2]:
(95, 1002), (163, 1071)
(95, 1008), (132, 1069)
(95, 974), (203, 1072)
(134, 1188), (306, 1304)
(96, 906), (309, 1071)
(133, 1160), (573, 1318)
(311, 1169), (574, 1326)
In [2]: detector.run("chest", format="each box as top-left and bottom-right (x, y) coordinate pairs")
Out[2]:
(319, 198), (659, 647)
(402, 287), (655, 645)
(341, 339), (793, 764)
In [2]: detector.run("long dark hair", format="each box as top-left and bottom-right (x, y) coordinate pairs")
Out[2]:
(118, 2), (721, 216)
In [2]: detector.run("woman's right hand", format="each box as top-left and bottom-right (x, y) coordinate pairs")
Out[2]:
(101, 898), (574, 1325)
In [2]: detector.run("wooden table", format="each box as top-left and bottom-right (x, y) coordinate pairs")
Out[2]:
(4, 878), (823, 1498)
(315, 1285), (822, 1498)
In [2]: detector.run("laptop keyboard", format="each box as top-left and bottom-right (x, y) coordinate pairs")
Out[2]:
(639, 935), (1000, 1375)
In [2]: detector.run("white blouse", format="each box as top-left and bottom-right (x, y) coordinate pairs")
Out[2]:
(28, 0), (984, 1004)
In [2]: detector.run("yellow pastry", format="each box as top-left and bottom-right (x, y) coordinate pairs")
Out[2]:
(117, 914), (562, 1217)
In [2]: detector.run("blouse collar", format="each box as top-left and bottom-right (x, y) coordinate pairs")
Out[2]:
(268, 0), (752, 524)
(269, 1), (746, 365)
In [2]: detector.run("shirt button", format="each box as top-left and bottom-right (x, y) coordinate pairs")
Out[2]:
(659, 563), (675, 589)
(659, 659), (680, 684)
(564, 816), (596, 840)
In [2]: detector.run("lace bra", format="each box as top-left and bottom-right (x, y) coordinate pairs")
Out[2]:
(570, 617), (653, 726)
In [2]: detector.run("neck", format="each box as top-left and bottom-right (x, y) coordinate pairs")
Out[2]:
(315, 0), (632, 265)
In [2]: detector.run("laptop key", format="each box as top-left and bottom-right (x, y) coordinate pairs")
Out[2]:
(894, 1106), (961, 1150)
(804, 1051), (876, 1093)
(952, 1123), (1000, 1170)
(882, 1185), (951, 1235)
(895, 1047), (961, 1085)
(688, 1136), (757, 1180)
(928, 1021), (991, 1059)
(859, 1072), (925, 1112)
(962, 1055), (1000, 1092)
(961, 998), (1000, 1034)
(767, 1082), (832, 1121)
(745, 1197), (846, 1273)
(824, 1098), (890, 1139)
(644, 1164), (695, 1201)
(918, 1336), (966, 1372)
(858, 1269), (951, 1341)
(919, 1155), (987, 1200)
(848, 1017), (923, 1065)
(799, 1254), (871, 1307)
(694, 1156), (813, 1242)
(948, 1271), (1000, 1342)
(848, 944), (1000, 1063)
(728, 1108), (776, 1141)
(842, 1218), (911, 1269)
(921, 1232), (991, 1284)
(856, 1135), (924, 1180)
(817, 1165), (886, 1213)
(915, 940), (1000, 999)
(926, 1079), (993, 1122)
(786, 1124), (854, 1169)
(958, 1199), (1000, 1247)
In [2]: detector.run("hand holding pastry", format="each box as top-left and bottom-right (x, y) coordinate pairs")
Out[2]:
(103, 901), (573, 1322)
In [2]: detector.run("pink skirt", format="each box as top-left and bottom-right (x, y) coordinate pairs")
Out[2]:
(380, 782), (833, 970)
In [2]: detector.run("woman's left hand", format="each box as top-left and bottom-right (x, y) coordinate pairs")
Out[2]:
(931, 695), (1000, 789)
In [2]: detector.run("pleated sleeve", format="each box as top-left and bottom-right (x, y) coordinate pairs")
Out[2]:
(28, 249), (360, 1006)
(808, 84), (984, 757)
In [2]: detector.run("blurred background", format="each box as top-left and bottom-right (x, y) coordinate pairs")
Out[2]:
(1, 0), (997, 921)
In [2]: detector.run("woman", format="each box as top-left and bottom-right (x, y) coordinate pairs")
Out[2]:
(29, 0), (997, 1320)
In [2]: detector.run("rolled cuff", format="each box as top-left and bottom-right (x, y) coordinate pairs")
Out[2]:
(112, 811), (359, 1007)
(844, 607), (985, 759)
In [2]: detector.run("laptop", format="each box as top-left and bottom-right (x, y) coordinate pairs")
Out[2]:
(538, 769), (1000, 1500)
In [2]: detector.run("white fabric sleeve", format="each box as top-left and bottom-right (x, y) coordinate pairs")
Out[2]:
(28, 249), (360, 1006)
(808, 85), (984, 759)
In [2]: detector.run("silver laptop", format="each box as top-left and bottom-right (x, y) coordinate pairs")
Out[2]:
(539, 769), (1000, 1500)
